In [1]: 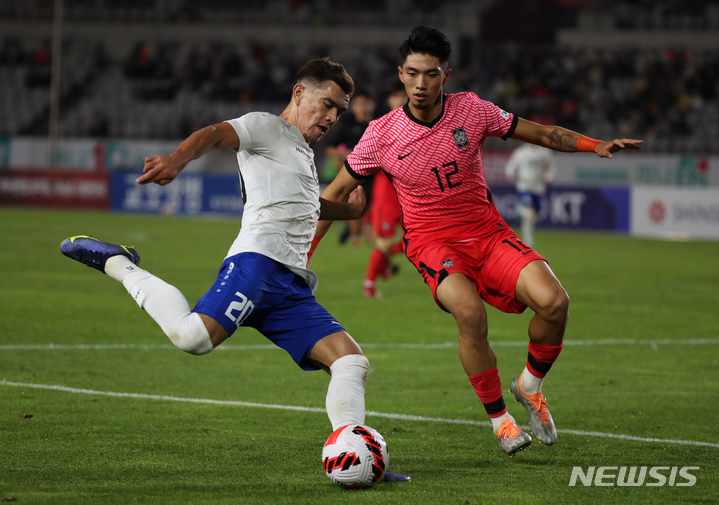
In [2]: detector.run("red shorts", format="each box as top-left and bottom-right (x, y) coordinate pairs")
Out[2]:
(370, 173), (402, 238)
(406, 216), (545, 314)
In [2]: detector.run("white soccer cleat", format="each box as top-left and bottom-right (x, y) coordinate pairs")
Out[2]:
(509, 374), (557, 446)
(496, 418), (532, 456)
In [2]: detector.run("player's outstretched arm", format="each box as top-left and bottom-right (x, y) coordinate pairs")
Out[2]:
(137, 122), (240, 186)
(511, 118), (643, 159)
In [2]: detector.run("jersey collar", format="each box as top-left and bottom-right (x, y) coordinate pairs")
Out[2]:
(278, 116), (311, 149)
(402, 94), (446, 128)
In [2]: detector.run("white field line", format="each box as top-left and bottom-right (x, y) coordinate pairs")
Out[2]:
(1, 338), (719, 352)
(1, 380), (718, 449)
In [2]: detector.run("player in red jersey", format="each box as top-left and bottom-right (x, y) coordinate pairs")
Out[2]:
(311, 26), (643, 456)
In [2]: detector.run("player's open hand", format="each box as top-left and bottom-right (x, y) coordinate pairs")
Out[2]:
(596, 139), (643, 159)
(137, 154), (184, 185)
(347, 185), (366, 218)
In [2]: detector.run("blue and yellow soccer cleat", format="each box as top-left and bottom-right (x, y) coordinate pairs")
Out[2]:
(384, 470), (411, 483)
(60, 235), (140, 274)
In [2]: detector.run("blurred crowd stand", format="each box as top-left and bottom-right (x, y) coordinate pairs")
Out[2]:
(0, 0), (717, 154)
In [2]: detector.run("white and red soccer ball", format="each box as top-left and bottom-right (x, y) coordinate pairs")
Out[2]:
(322, 424), (389, 489)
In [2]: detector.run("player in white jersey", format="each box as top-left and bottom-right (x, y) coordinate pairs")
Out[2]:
(60, 58), (409, 483)
(504, 144), (557, 247)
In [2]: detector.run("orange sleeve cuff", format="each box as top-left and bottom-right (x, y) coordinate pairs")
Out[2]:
(308, 236), (322, 260)
(577, 136), (602, 153)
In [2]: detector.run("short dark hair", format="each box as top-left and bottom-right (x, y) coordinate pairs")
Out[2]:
(295, 57), (355, 96)
(399, 25), (452, 67)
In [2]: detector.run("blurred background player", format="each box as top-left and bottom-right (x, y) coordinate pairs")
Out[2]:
(363, 83), (407, 298)
(504, 143), (557, 248)
(324, 90), (377, 246)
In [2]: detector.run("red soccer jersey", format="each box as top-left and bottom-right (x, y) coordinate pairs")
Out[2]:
(345, 92), (517, 248)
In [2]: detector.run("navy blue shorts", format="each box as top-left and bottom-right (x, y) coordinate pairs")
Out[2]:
(518, 191), (544, 214)
(193, 252), (345, 371)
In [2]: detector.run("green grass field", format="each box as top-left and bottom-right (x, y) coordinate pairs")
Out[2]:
(1, 207), (718, 504)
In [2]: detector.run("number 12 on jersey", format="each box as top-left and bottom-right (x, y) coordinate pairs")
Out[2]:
(430, 161), (462, 192)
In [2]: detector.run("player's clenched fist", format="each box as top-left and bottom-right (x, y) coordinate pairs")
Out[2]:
(347, 185), (366, 216)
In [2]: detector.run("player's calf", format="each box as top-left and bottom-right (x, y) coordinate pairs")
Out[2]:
(61, 235), (213, 356)
(123, 269), (214, 356)
(326, 354), (370, 430)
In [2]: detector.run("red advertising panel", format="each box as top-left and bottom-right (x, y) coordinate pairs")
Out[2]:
(0, 169), (109, 210)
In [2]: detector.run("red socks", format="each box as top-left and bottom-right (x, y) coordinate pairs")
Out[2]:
(526, 342), (563, 378)
(469, 367), (507, 418)
(468, 344), (562, 422)
(365, 248), (388, 283)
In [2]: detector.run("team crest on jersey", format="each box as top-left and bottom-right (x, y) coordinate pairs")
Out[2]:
(441, 259), (455, 268)
(451, 127), (469, 150)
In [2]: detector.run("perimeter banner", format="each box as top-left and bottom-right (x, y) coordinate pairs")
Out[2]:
(484, 152), (717, 188)
(109, 172), (244, 216)
(3, 138), (717, 188)
(1, 137), (210, 173)
(490, 184), (630, 232)
(631, 187), (719, 240)
(0, 169), (109, 209)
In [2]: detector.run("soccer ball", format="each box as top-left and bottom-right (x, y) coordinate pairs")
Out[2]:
(322, 424), (389, 489)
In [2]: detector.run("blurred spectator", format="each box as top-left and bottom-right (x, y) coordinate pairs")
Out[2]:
(2, 28), (718, 152)
(125, 42), (156, 78)
(323, 90), (377, 245)
(88, 112), (110, 138)
(0, 37), (25, 65)
(25, 38), (52, 87)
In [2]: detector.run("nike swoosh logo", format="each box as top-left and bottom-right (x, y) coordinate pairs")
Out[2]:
(398, 151), (413, 160)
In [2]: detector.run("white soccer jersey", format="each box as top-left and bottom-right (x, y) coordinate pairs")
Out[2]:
(225, 112), (320, 292)
(504, 144), (557, 194)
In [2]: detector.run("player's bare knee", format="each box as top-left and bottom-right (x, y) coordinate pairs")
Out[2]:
(455, 317), (489, 348)
(451, 301), (487, 332)
(540, 287), (570, 325)
(555, 287), (570, 318)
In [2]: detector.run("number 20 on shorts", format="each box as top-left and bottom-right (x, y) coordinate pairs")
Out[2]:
(225, 292), (255, 328)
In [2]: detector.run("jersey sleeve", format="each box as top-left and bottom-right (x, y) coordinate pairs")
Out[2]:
(344, 121), (383, 179)
(225, 112), (281, 153)
(472, 94), (518, 141)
